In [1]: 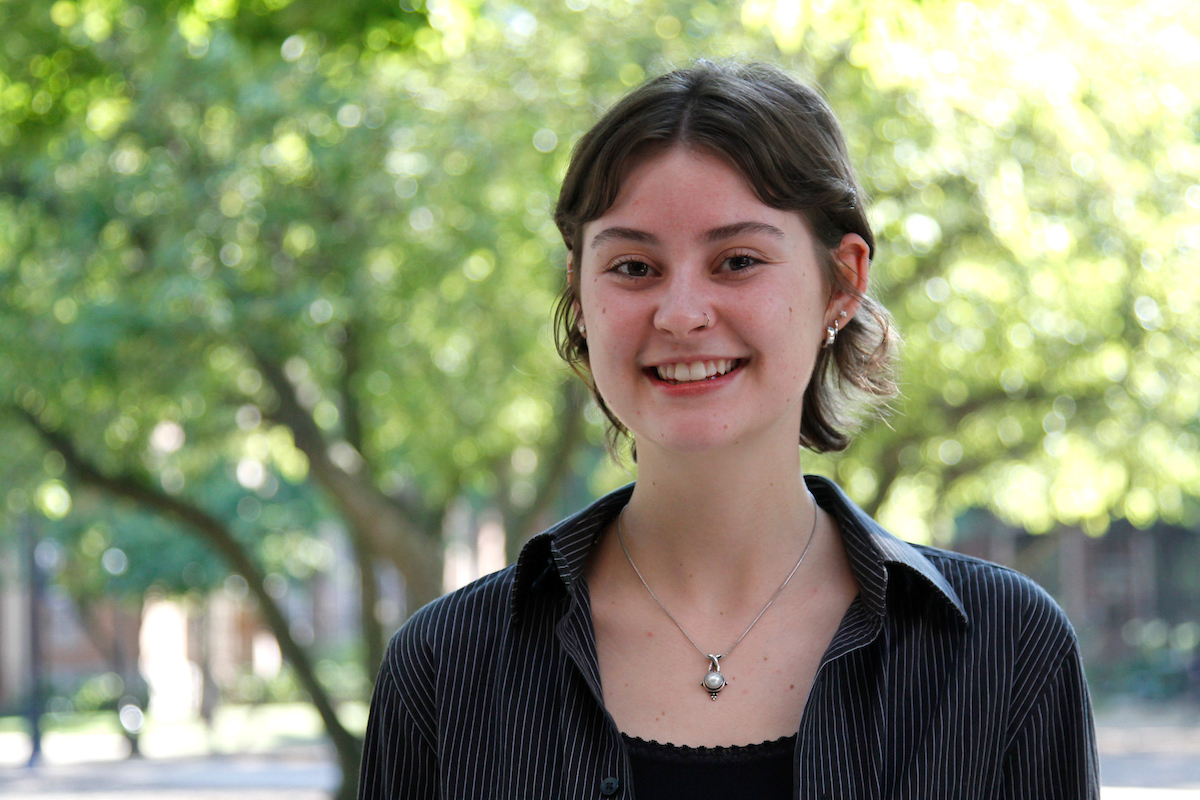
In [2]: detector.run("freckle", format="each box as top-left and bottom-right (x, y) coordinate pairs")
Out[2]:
(789, 684), (795, 690)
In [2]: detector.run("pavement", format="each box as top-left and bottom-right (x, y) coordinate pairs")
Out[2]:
(0, 701), (1197, 798)
(0, 745), (336, 799)
(1095, 699), (1200, 797)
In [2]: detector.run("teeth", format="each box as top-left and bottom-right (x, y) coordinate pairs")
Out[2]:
(655, 359), (738, 383)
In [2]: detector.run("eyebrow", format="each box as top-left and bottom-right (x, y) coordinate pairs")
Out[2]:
(588, 221), (786, 250)
(703, 221), (786, 243)
(588, 226), (660, 250)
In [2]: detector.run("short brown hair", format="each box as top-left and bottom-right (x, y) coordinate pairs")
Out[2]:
(553, 60), (898, 454)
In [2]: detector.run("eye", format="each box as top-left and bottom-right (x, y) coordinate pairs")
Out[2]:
(611, 259), (654, 278)
(721, 253), (762, 272)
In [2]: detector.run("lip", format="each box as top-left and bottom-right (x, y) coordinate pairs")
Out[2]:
(643, 358), (746, 394)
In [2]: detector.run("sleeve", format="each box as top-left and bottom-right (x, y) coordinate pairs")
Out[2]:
(357, 664), (440, 799)
(999, 638), (1100, 800)
(357, 629), (441, 800)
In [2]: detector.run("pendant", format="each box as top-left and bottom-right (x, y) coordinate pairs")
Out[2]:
(701, 654), (726, 700)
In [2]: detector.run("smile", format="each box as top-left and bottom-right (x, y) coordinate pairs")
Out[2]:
(654, 359), (742, 384)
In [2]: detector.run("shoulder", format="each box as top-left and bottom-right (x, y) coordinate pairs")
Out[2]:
(914, 544), (1076, 643)
(912, 548), (1097, 772)
(383, 565), (519, 678)
(376, 566), (517, 726)
(907, 543), (1084, 709)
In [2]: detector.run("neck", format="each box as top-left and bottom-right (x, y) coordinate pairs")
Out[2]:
(619, 438), (818, 607)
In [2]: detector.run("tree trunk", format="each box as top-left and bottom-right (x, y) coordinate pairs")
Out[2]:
(254, 353), (444, 611)
(351, 535), (384, 692)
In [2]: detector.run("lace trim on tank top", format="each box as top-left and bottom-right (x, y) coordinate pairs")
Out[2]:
(621, 732), (797, 764)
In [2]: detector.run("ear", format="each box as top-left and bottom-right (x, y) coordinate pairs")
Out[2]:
(566, 251), (584, 334)
(827, 233), (871, 325)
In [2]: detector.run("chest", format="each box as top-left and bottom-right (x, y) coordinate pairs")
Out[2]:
(590, 575), (857, 747)
(433, 600), (1002, 800)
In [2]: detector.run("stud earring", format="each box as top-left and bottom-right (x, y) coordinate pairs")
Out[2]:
(578, 321), (586, 337)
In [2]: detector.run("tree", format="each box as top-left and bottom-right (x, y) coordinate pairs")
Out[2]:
(1, 1), (589, 795)
(2, 0), (1198, 796)
(781, 0), (1200, 544)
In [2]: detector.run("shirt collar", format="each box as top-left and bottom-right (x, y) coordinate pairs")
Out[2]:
(511, 475), (967, 626)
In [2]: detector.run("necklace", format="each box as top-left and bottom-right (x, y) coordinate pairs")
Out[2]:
(615, 492), (820, 701)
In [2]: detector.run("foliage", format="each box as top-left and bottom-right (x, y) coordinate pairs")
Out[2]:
(1, 0), (1199, 790)
(800, 0), (1200, 542)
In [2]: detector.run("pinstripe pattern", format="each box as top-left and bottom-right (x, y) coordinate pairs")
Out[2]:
(359, 476), (1099, 799)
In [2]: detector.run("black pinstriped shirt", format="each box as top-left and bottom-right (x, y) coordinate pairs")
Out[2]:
(358, 476), (1100, 799)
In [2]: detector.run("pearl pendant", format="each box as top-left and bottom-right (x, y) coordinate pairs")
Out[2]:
(702, 655), (726, 700)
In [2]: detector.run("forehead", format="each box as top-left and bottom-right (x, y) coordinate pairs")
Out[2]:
(581, 147), (809, 248)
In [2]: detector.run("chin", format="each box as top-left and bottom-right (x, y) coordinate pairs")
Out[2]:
(632, 426), (745, 456)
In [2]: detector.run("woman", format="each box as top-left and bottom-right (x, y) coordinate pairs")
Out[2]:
(358, 61), (1099, 799)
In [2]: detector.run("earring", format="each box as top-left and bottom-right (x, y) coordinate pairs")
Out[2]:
(578, 321), (586, 337)
(823, 310), (848, 348)
(823, 320), (839, 348)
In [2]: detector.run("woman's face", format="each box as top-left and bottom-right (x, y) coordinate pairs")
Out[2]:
(575, 147), (867, 457)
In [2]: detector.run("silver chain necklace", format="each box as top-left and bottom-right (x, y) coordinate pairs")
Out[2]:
(615, 493), (820, 701)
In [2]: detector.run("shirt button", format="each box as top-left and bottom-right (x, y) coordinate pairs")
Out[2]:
(599, 776), (620, 796)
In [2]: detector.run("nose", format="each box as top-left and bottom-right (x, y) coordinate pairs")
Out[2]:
(653, 269), (712, 337)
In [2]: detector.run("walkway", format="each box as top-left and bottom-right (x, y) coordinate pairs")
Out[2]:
(0, 701), (1197, 797)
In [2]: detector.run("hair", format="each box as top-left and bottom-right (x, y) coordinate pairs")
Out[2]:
(552, 60), (898, 455)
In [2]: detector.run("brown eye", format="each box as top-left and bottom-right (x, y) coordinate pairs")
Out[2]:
(724, 254), (761, 271)
(616, 260), (651, 277)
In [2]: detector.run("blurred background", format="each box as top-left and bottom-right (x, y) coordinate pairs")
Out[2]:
(0, 0), (1197, 797)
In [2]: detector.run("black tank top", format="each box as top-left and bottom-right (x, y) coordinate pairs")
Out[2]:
(621, 733), (796, 799)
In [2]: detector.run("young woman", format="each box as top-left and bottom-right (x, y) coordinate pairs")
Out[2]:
(358, 61), (1099, 799)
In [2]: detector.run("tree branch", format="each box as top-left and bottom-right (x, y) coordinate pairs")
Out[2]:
(12, 407), (362, 776)
(338, 320), (366, 458)
(859, 385), (1053, 519)
(252, 350), (443, 606)
(511, 380), (588, 547)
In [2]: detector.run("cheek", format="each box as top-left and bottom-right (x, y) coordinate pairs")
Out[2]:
(585, 311), (631, 386)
